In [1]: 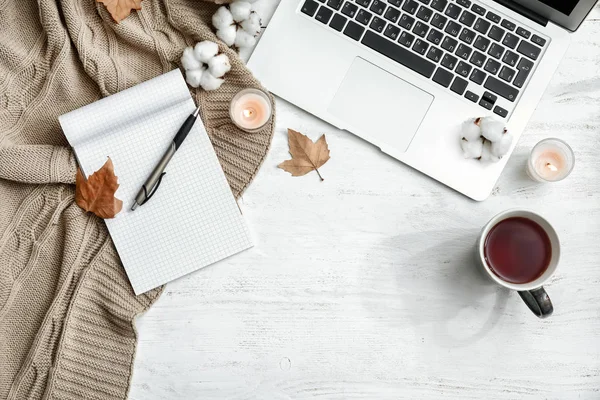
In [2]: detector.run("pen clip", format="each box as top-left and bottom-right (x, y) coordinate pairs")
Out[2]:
(141, 172), (166, 205)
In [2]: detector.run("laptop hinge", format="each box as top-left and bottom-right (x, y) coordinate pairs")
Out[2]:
(493, 0), (548, 27)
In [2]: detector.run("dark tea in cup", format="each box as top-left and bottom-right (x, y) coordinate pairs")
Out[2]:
(483, 217), (552, 284)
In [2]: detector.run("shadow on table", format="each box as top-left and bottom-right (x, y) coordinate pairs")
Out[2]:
(361, 228), (511, 348)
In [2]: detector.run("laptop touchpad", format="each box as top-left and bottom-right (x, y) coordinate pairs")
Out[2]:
(328, 57), (433, 153)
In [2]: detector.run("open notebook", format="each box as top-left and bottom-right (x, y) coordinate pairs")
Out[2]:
(59, 70), (253, 295)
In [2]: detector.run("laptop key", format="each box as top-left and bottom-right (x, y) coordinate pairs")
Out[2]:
(330, 13), (348, 30)
(342, 2), (359, 17)
(416, 6), (434, 22)
(432, 67), (454, 87)
(389, 0), (403, 6)
(516, 26), (531, 38)
(441, 36), (458, 52)
(426, 28), (443, 45)
(431, 0), (447, 12)
(486, 11), (500, 23)
(445, 21), (461, 37)
(479, 98), (493, 110)
(469, 68), (486, 84)
(459, 27), (476, 44)
(456, 0), (471, 7)
(473, 18), (490, 34)
(493, 106), (508, 118)
(502, 32), (519, 49)
(398, 14), (416, 29)
(355, 0), (371, 6)
(315, 6), (334, 23)
(517, 40), (541, 60)
(370, 0), (386, 15)
(484, 58), (500, 74)
(488, 26), (505, 42)
(445, 3), (461, 19)
(459, 10), (476, 27)
(450, 76), (469, 95)
(301, 0), (319, 16)
(426, 46), (443, 62)
(465, 90), (479, 102)
(370, 16), (386, 32)
(455, 43), (472, 59)
(417, 0), (431, 4)
(431, 13), (447, 29)
(469, 50), (486, 67)
(531, 34), (546, 47)
(361, 31), (436, 77)
(413, 21), (430, 37)
(355, 9), (372, 25)
(482, 91), (496, 103)
(513, 57), (533, 87)
(384, 24), (401, 40)
(413, 38), (429, 55)
(473, 35), (490, 52)
(484, 76), (518, 101)
(501, 19), (516, 31)
(498, 65), (515, 82)
(343, 20), (365, 40)
(384, 6), (401, 22)
(488, 43), (504, 59)
(398, 31), (416, 47)
(441, 53), (457, 70)
(402, 0), (419, 14)
(502, 50), (519, 67)
(517, 57), (534, 72)
(327, 0), (344, 10)
(471, 4), (485, 15)
(455, 61), (472, 78)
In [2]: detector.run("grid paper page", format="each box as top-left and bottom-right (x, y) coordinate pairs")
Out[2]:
(59, 70), (253, 294)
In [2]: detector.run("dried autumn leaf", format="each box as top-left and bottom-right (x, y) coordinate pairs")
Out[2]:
(278, 128), (330, 181)
(75, 158), (123, 219)
(97, 0), (143, 23)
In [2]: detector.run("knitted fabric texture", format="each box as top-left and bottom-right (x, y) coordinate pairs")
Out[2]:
(0, 0), (274, 399)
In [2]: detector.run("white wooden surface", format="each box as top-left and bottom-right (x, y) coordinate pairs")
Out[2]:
(129, 2), (600, 398)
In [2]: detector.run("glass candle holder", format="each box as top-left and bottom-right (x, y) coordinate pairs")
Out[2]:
(526, 138), (574, 182)
(229, 88), (272, 133)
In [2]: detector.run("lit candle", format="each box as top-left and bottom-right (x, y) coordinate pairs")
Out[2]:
(229, 88), (272, 132)
(526, 138), (574, 182)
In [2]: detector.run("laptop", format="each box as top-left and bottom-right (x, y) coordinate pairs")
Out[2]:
(248, 0), (597, 200)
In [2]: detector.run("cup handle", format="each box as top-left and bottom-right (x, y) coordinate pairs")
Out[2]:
(518, 287), (553, 318)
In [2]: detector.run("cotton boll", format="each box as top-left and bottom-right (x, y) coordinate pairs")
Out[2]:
(460, 137), (484, 159)
(479, 117), (505, 143)
(212, 6), (234, 30)
(216, 25), (237, 47)
(480, 140), (501, 163)
(230, 1), (252, 22)
(194, 41), (219, 63)
(460, 118), (482, 142)
(208, 54), (231, 78)
(241, 12), (261, 35)
(234, 29), (257, 49)
(200, 71), (225, 91)
(185, 68), (204, 88)
(181, 47), (202, 70)
(490, 132), (513, 157)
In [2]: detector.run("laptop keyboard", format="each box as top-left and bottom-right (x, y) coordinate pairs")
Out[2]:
(300, 0), (548, 119)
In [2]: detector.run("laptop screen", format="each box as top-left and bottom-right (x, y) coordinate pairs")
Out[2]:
(538, 0), (579, 15)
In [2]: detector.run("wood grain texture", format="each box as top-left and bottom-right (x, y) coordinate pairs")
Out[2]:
(129, 2), (600, 399)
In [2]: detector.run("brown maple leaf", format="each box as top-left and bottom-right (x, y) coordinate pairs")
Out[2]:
(75, 158), (123, 219)
(278, 128), (330, 181)
(97, 0), (143, 23)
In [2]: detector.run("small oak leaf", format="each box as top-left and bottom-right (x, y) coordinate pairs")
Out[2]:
(75, 158), (123, 219)
(97, 0), (143, 23)
(278, 128), (330, 181)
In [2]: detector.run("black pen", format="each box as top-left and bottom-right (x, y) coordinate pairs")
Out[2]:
(131, 105), (201, 211)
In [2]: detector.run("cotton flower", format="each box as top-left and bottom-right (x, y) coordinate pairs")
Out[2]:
(459, 116), (512, 163)
(212, 1), (262, 51)
(180, 41), (229, 91)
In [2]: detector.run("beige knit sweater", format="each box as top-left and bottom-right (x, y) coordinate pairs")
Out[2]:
(0, 0), (274, 399)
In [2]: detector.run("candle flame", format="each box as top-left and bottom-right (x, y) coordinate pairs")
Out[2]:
(242, 108), (254, 119)
(546, 162), (558, 172)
